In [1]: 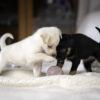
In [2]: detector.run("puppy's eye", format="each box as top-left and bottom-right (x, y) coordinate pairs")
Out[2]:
(48, 45), (52, 48)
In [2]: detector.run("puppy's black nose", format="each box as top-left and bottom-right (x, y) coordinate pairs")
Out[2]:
(52, 54), (57, 57)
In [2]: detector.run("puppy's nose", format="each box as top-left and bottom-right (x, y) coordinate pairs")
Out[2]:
(52, 54), (57, 57)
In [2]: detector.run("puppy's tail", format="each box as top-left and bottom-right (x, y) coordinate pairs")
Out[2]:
(95, 27), (100, 47)
(95, 26), (100, 33)
(0, 33), (14, 50)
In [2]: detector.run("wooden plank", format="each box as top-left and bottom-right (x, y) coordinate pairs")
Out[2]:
(18, 0), (33, 40)
(26, 0), (33, 36)
(18, 0), (27, 40)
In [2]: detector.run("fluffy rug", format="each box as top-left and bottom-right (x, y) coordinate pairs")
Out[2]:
(0, 61), (100, 89)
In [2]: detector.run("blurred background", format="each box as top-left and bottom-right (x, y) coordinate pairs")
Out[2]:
(0, 0), (100, 42)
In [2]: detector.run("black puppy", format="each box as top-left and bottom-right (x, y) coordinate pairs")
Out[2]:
(56, 27), (100, 75)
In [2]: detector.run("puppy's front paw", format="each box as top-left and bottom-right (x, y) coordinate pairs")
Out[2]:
(33, 67), (41, 77)
(69, 71), (76, 75)
(44, 57), (56, 63)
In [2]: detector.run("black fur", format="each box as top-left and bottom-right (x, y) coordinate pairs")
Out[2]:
(56, 27), (100, 75)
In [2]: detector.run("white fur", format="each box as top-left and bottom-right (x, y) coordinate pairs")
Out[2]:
(0, 33), (14, 50)
(0, 27), (62, 77)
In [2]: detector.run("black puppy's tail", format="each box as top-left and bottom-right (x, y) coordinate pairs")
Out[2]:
(95, 27), (100, 46)
(95, 26), (100, 33)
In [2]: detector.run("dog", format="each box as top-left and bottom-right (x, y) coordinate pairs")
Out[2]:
(0, 27), (62, 77)
(56, 27), (100, 75)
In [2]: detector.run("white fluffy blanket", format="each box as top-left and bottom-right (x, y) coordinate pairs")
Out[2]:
(0, 61), (100, 90)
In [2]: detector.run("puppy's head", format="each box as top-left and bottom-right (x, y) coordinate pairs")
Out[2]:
(37, 27), (62, 56)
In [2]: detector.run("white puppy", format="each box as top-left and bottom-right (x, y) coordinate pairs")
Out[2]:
(0, 27), (62, 77)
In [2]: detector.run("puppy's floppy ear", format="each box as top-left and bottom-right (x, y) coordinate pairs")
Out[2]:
(40, 33), (50, 44)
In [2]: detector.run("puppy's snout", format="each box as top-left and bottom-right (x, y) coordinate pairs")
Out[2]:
(52, 54), (57, 57)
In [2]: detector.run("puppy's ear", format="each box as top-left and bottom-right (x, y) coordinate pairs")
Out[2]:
(41, 33), (50, 44)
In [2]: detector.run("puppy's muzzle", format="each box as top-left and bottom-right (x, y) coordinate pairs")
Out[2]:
(52, 54), (57, 57)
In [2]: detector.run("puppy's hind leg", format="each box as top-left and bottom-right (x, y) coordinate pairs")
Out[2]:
(94, 52), (100, 68)
(84, 61), (92, 72)
(83, 58), (94, 72)
(0, 58), (7, 74)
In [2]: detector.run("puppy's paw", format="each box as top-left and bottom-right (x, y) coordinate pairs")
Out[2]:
(0, 68), (4, 75)
(69, 71), (76, 75)
(44, 57), (56, 63)
(34, 73), (41, 77)
(33, 67), (41, 77)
